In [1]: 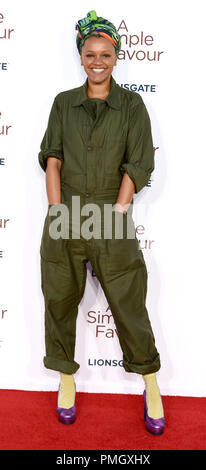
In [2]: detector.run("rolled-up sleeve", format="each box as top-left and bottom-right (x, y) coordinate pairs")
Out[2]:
(38, 94), (64, 172)
(119, 100), (154, 194)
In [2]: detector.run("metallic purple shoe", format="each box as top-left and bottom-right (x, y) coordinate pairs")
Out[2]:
(57, 382), (76, 425)
(143, 389), (165, 435)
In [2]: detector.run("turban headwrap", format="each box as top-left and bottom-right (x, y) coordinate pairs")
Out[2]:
(75, 10), (121, 56)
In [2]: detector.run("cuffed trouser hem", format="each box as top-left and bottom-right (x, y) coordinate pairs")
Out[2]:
(43, 356), (80, 374)
(123, 354), (161, 376)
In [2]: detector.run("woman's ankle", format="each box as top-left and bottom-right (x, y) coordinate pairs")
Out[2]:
(58, 372), (75, 408)
(142, 373), (164, 419)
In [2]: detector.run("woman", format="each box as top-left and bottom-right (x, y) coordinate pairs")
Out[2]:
(38, 10), (165, 435)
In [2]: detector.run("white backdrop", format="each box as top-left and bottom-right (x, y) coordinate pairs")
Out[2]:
(0, 0), (206, 396)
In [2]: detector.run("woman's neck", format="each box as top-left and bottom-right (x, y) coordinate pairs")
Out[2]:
(87, 76), (111, 100)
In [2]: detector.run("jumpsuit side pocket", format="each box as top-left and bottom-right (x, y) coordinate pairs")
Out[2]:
(40, 205), (67, 264)
(105, 211), (146, 275)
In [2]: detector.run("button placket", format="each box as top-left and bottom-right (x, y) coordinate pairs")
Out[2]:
(85, 101), (107, 196)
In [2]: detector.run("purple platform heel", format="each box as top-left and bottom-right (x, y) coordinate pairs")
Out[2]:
(57, 381), (76, 425)
(143, 390), (165, 435)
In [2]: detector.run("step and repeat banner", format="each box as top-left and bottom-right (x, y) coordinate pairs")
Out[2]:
(0, 0), (205, 396)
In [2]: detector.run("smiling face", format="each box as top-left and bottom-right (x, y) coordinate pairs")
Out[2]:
(80, 35), (117, 84)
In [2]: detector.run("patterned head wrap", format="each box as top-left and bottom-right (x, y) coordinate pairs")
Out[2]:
(75, 10), (121, 57)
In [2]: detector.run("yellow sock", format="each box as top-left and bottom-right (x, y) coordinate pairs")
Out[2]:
(58, 372), (75, 408)
(142, 372), (164, 419)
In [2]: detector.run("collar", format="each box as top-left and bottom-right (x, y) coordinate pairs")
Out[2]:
(71, 75), (121, 110)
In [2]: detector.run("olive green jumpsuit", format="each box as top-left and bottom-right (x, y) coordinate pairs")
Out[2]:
(38, 75), (161, 375)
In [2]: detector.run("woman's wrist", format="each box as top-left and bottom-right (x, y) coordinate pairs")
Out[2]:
(114, 202), (129, 214)
(48, 201), (61, 205)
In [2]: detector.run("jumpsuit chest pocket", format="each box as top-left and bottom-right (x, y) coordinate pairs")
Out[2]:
(105, 213), (146, 276)
(40, 208), (67, 264)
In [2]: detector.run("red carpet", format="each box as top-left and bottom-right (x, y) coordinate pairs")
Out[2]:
(0, 390), (205, 450)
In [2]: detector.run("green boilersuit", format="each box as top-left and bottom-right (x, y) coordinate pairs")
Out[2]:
(38, 74), (161, 375)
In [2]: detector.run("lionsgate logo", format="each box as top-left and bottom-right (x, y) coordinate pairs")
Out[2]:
(0, 62), (8, 71)
(118, 82), (157, 93)
(88, 358), (123, 367)
(46, 200), (137, 241)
